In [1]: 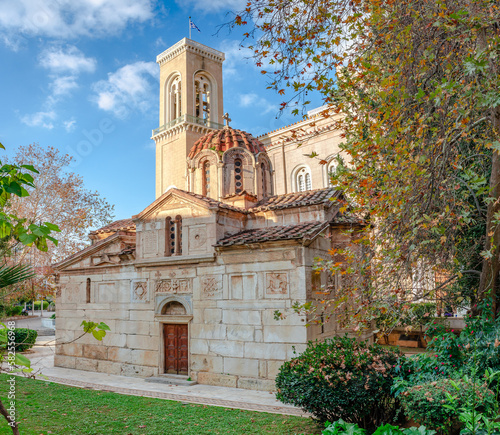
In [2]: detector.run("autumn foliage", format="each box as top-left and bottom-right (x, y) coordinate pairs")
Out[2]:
(233, 0), (500, 325)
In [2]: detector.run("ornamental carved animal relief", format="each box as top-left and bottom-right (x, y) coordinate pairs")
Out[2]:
(266, 272), (288, 295)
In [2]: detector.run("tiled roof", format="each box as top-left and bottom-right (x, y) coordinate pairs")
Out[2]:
(250, 187), (339, 212)
(215, 221), (327, 247)
(90, 218), (136, 234)
(182, 190), (248, 213)
(333, 212), (364, 225)
(188, 126), (267, 159)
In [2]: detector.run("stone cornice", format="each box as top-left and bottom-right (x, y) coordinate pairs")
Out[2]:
(134, 253), (216, 267)
(156, 38), (225, 66)
(151, 121), (218, 142)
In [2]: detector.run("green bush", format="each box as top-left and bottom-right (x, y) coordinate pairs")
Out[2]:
(275, 336), (402, 428)
(14, 328), (38, 352)
(1, 306), (23, 317)
(10, 306), (22, 316)
(33, 301), (49, 310)
(322, 419), (436, 435)
(399, 379), (497, 433)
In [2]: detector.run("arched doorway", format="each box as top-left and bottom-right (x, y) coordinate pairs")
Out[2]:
(156, 299), (191, 375)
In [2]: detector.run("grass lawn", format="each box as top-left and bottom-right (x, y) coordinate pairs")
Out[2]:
(0, 375), (320, 435)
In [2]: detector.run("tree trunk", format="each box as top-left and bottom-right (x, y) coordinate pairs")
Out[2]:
(478, 105), (500, 314)
(0, 398), (19, 435)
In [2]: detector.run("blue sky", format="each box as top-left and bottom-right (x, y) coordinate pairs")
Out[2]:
(0, 0), (314, 222)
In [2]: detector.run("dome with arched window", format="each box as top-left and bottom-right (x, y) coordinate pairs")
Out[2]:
(187, 126), (272, 203)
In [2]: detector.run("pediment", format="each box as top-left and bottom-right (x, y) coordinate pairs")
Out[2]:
(133, 188), (215, 221)
(54, 232), (136, 271)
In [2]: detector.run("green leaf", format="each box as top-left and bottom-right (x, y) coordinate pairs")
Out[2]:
(92, 329), (106, 341)
(44, 222), (61, 232)
(98, 322), (110, 331)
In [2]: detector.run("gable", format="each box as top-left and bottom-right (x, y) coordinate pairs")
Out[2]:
(133, 189), (215, 222)
(54, 232), (136, 271)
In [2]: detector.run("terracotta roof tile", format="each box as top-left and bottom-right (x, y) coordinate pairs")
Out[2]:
(215, 221), (327, 247)
(250, 187), (339, 212)
(90, 218), (136, 234)
(188, 126), (267, 159)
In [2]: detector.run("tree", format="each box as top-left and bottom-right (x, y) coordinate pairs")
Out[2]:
(0, 143), (110, 435)
(232, 0), (500, 326)
(4, 144), (114, 308)
(6, 144), (115, 264)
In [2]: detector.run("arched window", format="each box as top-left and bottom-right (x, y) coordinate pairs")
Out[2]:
(294, 166), (312, 192)
(169, 76), (181, 122)
(165, 216), (182, 256)
(327, 159), (337, 187)
(261, 162), (267, 197)
(194, 75), (211, 121)
(86, 278), (91, 303)
(202, 160), (210, 197)
(234, 158), (243, 194)
(305, 172), (312, 190)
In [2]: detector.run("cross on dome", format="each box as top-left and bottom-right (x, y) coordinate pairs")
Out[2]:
(223, 112), (232, 128)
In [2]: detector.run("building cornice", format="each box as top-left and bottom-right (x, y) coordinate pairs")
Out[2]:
(151, 120), (220, 142)
(156, 38), (225, 66)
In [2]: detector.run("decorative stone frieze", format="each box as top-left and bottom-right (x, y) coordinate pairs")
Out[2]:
(155, 279), (190, 294)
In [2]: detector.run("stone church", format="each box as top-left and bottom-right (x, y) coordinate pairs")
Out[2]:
(54, 38), (362, 391)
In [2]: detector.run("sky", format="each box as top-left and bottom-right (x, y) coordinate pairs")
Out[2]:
(0, 0), (319, 223)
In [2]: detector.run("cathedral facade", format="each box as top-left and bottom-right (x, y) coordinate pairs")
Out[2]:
(54, 38), (362, 391)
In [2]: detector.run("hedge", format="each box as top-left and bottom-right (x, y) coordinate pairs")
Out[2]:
(14, 329), (38, 352)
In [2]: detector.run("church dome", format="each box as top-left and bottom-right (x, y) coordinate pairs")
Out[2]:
(188, 126), (267, 160)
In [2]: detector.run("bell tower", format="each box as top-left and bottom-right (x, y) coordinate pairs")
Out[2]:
(152, 38), (225, 198)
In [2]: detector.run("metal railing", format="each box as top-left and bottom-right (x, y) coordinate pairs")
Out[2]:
(152, 115), (224, 136)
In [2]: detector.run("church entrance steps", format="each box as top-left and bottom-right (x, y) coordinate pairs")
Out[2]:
(145, 374), (197, 386)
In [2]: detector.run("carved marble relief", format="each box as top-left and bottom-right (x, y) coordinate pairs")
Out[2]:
(266, 272), (288, 296)
(200, 275), (222, 298)
(143, 230), (157, 254)
(131, 281), (149, 302)
(188, 225), (207, 252)
(155, 279), (190, 294)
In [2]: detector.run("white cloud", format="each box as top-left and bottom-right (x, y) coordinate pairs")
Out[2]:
(64, 119), (77, 132)
(92, 61), (158, 117)
(50, 76), (79, 97)
(176, 0), (245, 12)
(238, 92), (275, 114)
(0, 0), (154, 41)
(20, 111), (56, 129)
(40, 46), (96, 74)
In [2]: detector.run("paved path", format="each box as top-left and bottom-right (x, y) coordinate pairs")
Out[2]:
(24, 336), (307, 418)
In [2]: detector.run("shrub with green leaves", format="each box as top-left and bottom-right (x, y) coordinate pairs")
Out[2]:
(33, 301), (49, 310)
(276, 336), (402, 428)
(14, 328), (38, 352)
(395, 298), (500, 387)
(399, 378), (497, 433)
(322, 420), (436, 435)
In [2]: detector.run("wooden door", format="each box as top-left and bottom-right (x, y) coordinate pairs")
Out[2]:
(164, 323), (188, 375)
